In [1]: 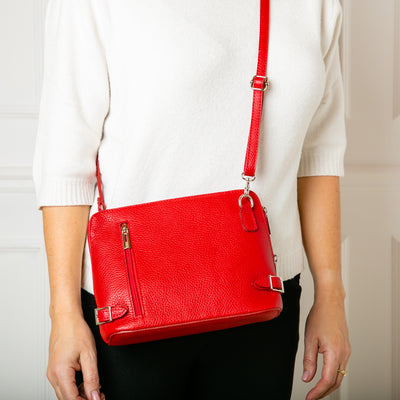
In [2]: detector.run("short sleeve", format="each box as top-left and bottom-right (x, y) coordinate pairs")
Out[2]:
(297, 1), (347, 178)
(32, 0), (110, 210)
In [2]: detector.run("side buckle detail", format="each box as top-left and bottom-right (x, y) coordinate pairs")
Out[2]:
(268, 275), (285, 293)
(94, 306), (112, 325)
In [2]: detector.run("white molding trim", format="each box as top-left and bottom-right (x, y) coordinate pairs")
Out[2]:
(394, 0), (400, 120)
(0, 106), (38, 119)
(340, 0), (351, 122)
(392, 236), (400, 400)
(35, 0), (46, 103)
(0, 241), (42, 251)
(0, 244), (47, 399)
(0, 167), (34, 192)
(0, 166), (33, 180)
(341, 165), (400, 189)
(0, 0), (46, 119)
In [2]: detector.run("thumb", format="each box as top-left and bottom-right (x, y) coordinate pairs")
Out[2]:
(80, 350), (102, 400)
(303, 338), (318, 382)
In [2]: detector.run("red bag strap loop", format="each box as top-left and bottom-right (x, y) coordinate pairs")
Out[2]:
(96, 0), (270, 211)
(243, 0), (270, 178)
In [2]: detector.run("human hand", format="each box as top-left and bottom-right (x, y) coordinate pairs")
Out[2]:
(46, 312), (105, 400)
(302, 297), (351, 400)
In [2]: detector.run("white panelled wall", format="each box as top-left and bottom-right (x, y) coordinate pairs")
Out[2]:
(0, 1), (398, 399)
(293, 1), (400, 399)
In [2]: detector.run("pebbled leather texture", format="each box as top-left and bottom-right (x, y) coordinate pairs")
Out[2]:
(88, 0), (281, 346)
(87, 189), (283, 346)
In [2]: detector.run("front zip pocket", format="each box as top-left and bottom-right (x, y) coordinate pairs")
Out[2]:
(121, 223), (143, 317)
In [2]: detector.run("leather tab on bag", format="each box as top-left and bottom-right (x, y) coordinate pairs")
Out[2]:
(239, 197), (258, 232)
(252, 275), (285, 293)
(94, 305), (129, 325)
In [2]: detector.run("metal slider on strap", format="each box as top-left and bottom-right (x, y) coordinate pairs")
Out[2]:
(250, 75), (270, 91)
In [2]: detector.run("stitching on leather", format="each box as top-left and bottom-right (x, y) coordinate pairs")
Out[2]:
(108, 308), (282, 343)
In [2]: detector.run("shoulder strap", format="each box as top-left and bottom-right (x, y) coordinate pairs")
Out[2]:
(96, 0), (270, 211)
(243, 0), (270, 178)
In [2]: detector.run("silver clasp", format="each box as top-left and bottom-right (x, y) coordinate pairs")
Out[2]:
(239, 173), (256, 208)
(241, 172), (256, 195)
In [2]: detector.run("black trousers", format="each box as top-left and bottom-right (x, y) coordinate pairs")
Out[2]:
(76, 274), (301, 399)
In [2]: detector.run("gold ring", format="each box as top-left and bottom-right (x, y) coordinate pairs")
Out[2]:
(337, 369), (347, 376)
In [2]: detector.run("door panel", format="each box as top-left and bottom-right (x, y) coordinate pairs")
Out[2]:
(0, 1), (397, 399)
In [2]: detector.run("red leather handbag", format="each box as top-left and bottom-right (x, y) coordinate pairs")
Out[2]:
(87, 0), (284, 346)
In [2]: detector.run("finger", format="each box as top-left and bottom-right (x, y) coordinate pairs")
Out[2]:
(322, 345), (351, 398)
(321, 364), (348, 398)
(57, 363), (86, 400)
(306, 350), (338, 400)
(78, 382), (89, 399)
(54, 385), (63, 400)
(321, 376), (341, 398)
(303, 337), (318, 382)
(80, 350), (101, 400)
(78, 378), (104, 400)
(47, 370), (63, 400)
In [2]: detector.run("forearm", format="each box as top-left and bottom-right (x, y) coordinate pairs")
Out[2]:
(297, 176), (345, 302)
(42, 205), (90, 320)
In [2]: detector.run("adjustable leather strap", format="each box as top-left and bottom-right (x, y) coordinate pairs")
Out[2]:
(95, 0), (270, 211)
(253, 275), (284, 293)
(94, 305), (129, 325)
(243, 0), (270, 178)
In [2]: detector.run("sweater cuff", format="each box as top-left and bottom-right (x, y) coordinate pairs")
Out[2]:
(34, 178), (96, 210)
(297, 150), (345, 177)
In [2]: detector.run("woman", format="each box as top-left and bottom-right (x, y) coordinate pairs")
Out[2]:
(32, 1), (351, 399)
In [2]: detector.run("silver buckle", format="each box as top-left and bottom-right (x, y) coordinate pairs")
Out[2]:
(94, 306), (112, 325)
(250, 75), (270, 91)
(268, 275), (284, 293)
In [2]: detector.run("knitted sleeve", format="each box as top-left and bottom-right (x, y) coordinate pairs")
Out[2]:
(32, 0), (110, 210)
(297, 0), (347, 177)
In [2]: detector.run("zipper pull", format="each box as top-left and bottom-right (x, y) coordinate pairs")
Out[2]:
(121, 223), (131, 249)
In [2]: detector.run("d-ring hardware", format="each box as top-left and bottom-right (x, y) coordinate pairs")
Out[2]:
(238, 193), (254, 208)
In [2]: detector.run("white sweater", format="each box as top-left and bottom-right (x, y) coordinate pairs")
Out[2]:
(33, 0), (347, 295)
